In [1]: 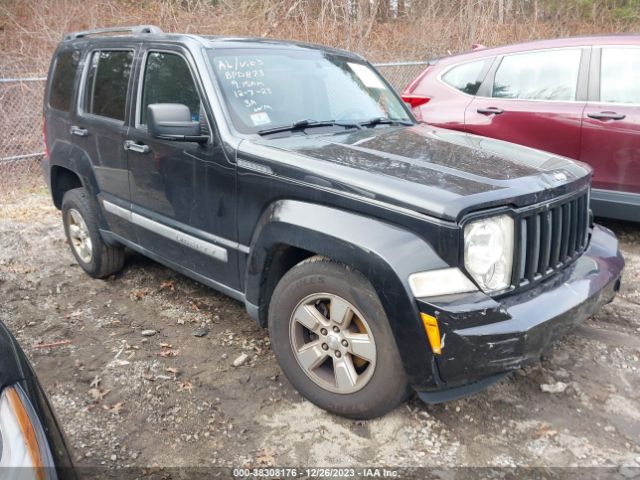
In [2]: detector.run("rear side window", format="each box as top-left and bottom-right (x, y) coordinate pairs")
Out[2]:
(49, 50), (80, 111)
(83, 50), (134, 121)
(442, 60), (486, 95)
(600, 47), (640, 104)
(139, 52), (200, 125)
(492, 49), (581, 101)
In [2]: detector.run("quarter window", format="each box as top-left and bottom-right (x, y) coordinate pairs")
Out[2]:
(49, 50), (80, 112)
(84, 50), (133, 121)
(492, 49), (581, 101)
(139, 52), (201, 125)
(600, 47), (640, 104)
(442, 60), (486, 95)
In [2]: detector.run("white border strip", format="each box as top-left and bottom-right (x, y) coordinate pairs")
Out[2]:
(103, 200), (229, 262)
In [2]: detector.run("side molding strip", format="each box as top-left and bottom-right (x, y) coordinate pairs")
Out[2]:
(102, 200), (229, 262)
(103, 200), (132, 222)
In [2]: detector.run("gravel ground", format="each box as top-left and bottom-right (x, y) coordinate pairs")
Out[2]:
(1, 189), (639, 471)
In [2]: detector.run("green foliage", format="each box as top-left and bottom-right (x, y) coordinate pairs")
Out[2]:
(612, 2), (640, 21)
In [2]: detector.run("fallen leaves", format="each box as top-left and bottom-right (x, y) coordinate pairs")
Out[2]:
(255, 448), (277, 467)
(88, 387), (111, 403)
(159, 280), (175, 292)
(178, 381), (194, 393)
(103, 402), (125, 415)
(534, 422), (558, 439)
(130, 289), (149, 301)
(155, 345), (180, 358)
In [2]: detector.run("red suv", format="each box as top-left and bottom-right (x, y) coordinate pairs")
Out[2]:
(402, 35), (640, 222)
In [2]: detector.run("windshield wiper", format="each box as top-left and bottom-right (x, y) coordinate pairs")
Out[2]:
(359, 117), (414, 128)
(257, 119), (362, 136)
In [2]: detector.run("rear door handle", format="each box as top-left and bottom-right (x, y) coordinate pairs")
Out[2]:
(70, 126), (88, 137)
(587, 111), (626, 121)
(477, 107), (504, 115)
(124, 140), (151, 154)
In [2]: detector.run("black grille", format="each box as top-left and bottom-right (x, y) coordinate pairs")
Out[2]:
(514, 190), (590, 287)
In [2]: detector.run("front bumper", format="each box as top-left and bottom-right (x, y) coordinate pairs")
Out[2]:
(416, 224), (624, 402)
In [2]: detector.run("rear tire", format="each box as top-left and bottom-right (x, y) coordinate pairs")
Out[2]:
(61, 188), (125, 279)
(268, 256), (410, 419)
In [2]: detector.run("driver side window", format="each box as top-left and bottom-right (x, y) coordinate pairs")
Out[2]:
(139, 51), (201, 126)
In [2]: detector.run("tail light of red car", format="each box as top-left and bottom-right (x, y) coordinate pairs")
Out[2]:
(401, 64), (434, 121)
(401, 94), (431, 109)
(401, 93), (430, 121)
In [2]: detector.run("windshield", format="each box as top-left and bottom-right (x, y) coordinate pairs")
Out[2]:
(207, 48), (412, 134)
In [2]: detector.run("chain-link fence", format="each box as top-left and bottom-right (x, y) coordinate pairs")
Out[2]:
(0, 61), (427, 197)
(374, 61), (428, 92)
(0, 76), (48, 197)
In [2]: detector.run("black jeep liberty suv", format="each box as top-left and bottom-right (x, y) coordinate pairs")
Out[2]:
(43, 25), (624, 419)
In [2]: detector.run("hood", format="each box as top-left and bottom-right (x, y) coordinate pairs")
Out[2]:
(242, 125), (592, 221)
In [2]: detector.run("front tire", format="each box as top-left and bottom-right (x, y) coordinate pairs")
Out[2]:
(61, 188), (125, 279)
(268, 256), (410, 419)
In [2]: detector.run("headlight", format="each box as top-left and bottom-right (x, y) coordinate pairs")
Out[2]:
(0, 385), (57, 478)
(464, 214), (514, 292)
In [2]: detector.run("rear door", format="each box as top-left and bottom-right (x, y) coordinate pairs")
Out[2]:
(465, 47), (589, 160)
(125, 45), (239, 290)
(44, 47), (83, 169)
(76, 46), (136, 238)
(581, 46), (640, 194)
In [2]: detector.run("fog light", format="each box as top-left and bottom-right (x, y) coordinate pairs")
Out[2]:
(420, 313), (442, 355)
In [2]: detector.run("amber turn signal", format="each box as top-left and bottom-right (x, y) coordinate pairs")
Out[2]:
(420, 313), (442, 355)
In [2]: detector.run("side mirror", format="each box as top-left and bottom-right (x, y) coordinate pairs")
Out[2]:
(147, 103), (208, 143)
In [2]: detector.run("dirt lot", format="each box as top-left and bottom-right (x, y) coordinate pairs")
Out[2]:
(1, 189), (639, 471)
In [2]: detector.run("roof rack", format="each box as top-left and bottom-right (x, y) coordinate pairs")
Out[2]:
(64, 25), (163, 41)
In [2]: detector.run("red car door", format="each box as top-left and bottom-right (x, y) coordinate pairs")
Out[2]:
(464, 48), (588, 160)
(581, 46), (640, 194)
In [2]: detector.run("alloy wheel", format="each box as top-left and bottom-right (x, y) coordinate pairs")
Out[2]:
(289, 293), (377, 394)
(67, 208), (93, 264)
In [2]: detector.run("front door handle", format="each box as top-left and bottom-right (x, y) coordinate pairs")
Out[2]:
(124, 140), (151, 154)
(587, 111), (626, 121)
(477, 107), (505, 115)
(70, 126), (88, 137)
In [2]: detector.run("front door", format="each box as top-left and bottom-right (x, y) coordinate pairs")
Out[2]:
(126, 47), (239, 290)
(581, 46), (640, 195)
(465, 48), (587, 160)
